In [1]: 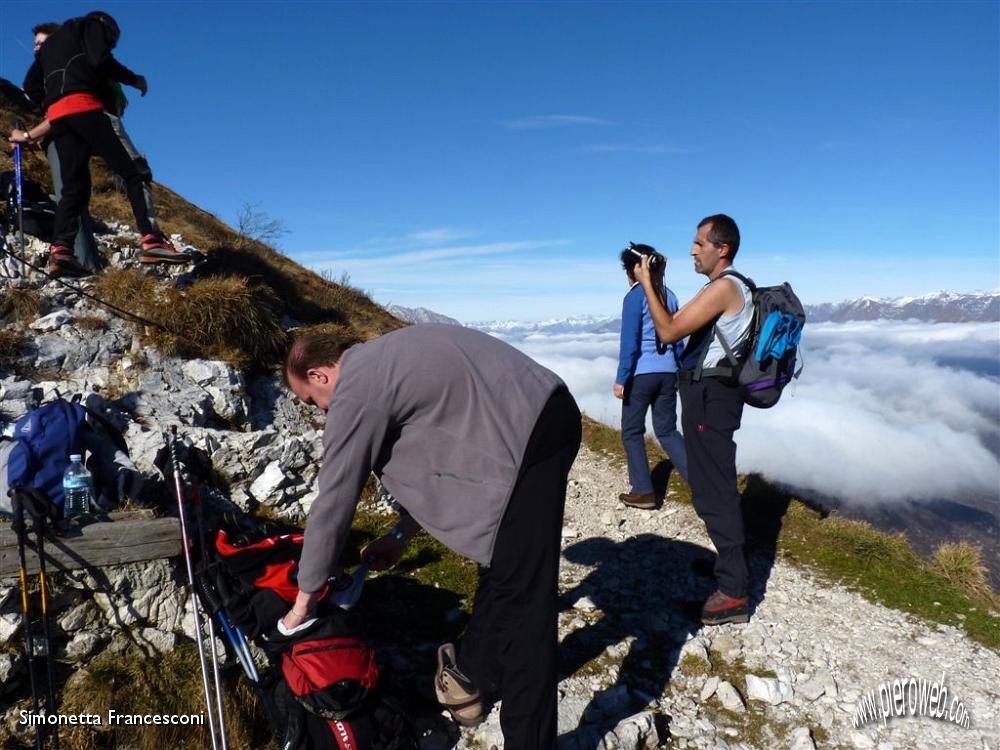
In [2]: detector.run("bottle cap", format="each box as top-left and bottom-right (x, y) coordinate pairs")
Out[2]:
(70, 454), (83, 462)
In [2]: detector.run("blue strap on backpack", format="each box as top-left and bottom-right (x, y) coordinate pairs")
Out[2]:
(6, 399), (88, 512)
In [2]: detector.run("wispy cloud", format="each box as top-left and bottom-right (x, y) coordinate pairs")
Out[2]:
(360, 227), (479, 248)
(578, 143), (693, 155)
(314, 239), (571, 270)
(502, 115), (611, 130)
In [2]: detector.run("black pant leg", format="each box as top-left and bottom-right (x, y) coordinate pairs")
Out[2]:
(680, 380), (747, 598)
(64, 110), (155, 235)
(50, 121), (93, 248)
(458, 389), (580, 750)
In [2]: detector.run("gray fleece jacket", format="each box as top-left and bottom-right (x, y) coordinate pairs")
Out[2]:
(296, 324), (565, 593)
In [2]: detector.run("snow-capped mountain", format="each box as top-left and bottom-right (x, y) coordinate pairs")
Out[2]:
(805, 290), (999, 323)
(387, 305), (462, 326)
(400, 291), (998, 334)
(470, 314), (620, 335)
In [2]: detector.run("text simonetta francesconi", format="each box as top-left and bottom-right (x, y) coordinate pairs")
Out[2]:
(19, 710), (206, 726)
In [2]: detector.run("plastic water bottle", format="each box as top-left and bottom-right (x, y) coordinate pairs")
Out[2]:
(63, 454), (92, 519)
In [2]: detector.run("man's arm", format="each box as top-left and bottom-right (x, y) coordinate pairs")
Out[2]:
(296, 398), (391, 594)
(634, 256), (739, 343)
(82, 19), (144, 91)
(285, 396), (390, 629)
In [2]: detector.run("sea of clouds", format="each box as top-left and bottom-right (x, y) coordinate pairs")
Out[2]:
(489, 321), (1000, 506)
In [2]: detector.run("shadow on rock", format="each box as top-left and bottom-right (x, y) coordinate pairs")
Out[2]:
(557, 534), (714, 749)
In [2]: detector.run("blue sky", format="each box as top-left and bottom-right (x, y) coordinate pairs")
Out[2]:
(2, 1), (997, 322)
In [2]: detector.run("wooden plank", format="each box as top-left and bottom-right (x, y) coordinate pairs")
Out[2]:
(0, 516), (182, 578)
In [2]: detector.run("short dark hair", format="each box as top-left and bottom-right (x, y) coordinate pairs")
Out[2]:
(283, 332), (361, 385)
(698, 214), (740, 260)
(32, 22), (60, 36)
(619, 242), (661, 279)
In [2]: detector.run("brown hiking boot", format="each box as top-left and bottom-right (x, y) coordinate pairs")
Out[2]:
(434, 643), (483, 727)
(139, 233), (190, 264)
(701, 590), (749, 625)
(619, 491), (657, 510)
(47, 244), (90, 278)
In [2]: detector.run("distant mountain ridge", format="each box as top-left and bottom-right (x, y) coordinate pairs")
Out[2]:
(470, 290), (999, 333)
(804, 290), (999, 323)
(387, 304), (463, 326)
(471, 314), (620, 335)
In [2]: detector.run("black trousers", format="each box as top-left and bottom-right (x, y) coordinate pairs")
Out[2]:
(679, 377), (748, 598)
(50, 109), (155, 247)
(458, 387), (581, 750)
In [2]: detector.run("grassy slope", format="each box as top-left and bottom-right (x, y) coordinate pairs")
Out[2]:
(0, 87), (404, 346)
(583, 415), (1000, 652)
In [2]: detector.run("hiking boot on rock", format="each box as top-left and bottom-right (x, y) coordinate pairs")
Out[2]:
(701, 590), (749, 625)
(434, 643), (483, 727)
(139, 233), (189, 264)
(47, 244), (90, 278)
(619, 490), (657, 510)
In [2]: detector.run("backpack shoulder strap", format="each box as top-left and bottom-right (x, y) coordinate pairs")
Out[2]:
(719, 269), (756, 292)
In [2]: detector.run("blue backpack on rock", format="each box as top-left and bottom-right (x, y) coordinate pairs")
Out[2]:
(0, 399), (88, 516)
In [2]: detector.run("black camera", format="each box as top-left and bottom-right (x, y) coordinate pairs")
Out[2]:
(626, 242), (665, 270)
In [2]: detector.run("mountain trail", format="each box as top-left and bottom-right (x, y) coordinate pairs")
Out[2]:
(449, 445), (1000, 750)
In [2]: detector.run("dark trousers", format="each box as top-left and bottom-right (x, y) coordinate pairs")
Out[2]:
(621, 372), (689, 493)
(50, 109), (156, 247)
(679, 377), (748, 598)
(458, 388), (581, 750)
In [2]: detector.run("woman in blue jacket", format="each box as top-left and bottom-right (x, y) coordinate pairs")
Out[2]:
(614, 243), (689, 508)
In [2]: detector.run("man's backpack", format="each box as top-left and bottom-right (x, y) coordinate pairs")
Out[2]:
(1, 170), (57, 241)
(695, 271), (805, 408)
(0, 399), (88, 516)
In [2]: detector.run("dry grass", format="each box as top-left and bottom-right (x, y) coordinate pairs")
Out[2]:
(94, 268), (287, 368)
(0, 329), (28, 370)
(74, 314), (110, 331)
(0, 287), (42, 324)
(86, 169), (403, 340)
(933, 542), (999, 606)
(58, 645), (274, 750)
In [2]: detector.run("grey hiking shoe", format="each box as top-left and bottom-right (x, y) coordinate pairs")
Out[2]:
(434, 643), (483, 727)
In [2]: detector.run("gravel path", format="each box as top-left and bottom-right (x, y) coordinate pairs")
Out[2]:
(448, 445), (1000, 750)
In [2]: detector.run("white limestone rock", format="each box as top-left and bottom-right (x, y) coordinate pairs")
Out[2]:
(716, 681), (745, 713)
(745, 674), (793, 705)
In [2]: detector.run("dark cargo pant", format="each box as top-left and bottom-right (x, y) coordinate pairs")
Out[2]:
(49, 109), (157, 249)
(679, 376), (748, 598)
(458, 387), (581, 750)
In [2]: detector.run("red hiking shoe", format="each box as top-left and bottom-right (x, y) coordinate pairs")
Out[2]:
(46, 244), (90, 278)
(139, 233), (190, 264)
(701, 590), (749, 625)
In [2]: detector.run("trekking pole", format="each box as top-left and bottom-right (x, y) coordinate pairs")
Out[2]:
(12, 119), (27, 277)
(167, 428), (221, 750)
(30, 494), (60, 750)
(189, 468), (228, 750)
(11, 491), (44, 750)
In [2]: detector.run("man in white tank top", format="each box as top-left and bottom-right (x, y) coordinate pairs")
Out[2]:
(633, 214), (754, 626)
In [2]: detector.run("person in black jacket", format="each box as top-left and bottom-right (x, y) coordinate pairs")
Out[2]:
(18, 11), (189, 276)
